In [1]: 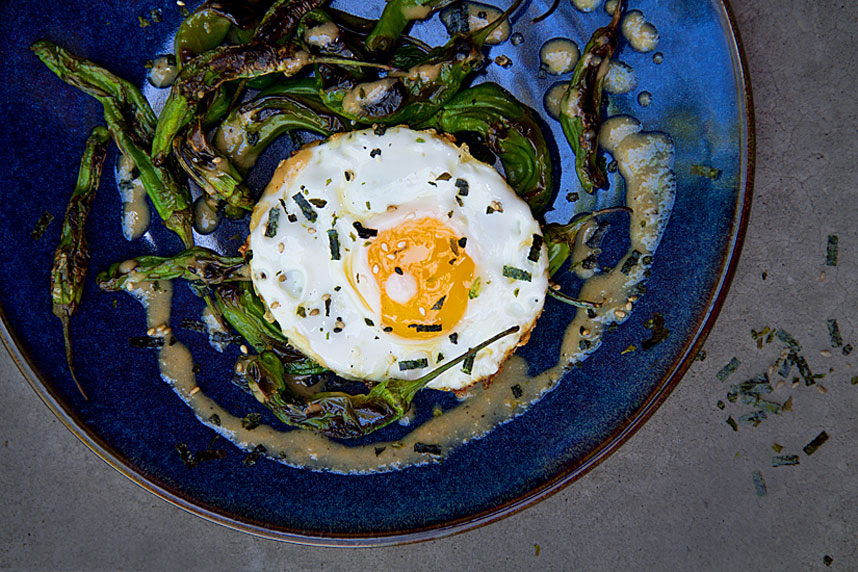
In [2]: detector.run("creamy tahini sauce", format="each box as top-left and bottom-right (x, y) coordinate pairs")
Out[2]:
(572, 0), (601, 13)
(465, 2), (511, 45)
(622, 10), (659, 53)
(121, 114), (675, 473)
(539, 38), (579, 76)
(603, 61), (637, 95)
(147, 55), (179, 89)
(543, 82), (568, 120)
(115, 154), (151, 241)
(193, 196), (221, 235)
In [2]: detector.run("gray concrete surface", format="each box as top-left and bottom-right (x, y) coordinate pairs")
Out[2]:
(2, 0), (857, 569)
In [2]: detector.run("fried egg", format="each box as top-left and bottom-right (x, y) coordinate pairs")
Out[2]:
(248, 126), (548, 391)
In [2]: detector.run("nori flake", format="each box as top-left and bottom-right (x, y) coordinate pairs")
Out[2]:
(528, 234), (544, 262)
(374, 446), (386, 456)
(751, 471), (767, 496)
(716, 357), (741, 382)
(408, 324), (442, 333)
(771, 455), (800, 467)
(264, 207), (280, 237)
(776, 329), (802, 352)
(414, 442), (442, 455)
(802, 431), (829, 455)
(642, 313), (669, 350)
(242, 444), (267, 466)
(455, 178), (469, 196)
(462, 353), (475, 375)
(30, 212), (54, 239)
(826, 319), (843, 347)
(825, 235), (839, 266)
(511, 384), (523, 398)
(292, 193), (318, 222)
(503, 265), (531, 282)
(739, 410), (767, 427)
(353, 221), (378, 238)
(431, 296), (446, 310)
(129, 336), (164, 349)
(398, 358), (428, 371)
(327, 229), (341, 260)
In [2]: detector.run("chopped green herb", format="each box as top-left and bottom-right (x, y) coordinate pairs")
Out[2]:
(566, 191), (579, 202)
(175, 443), (196, 468)
(825, 235), (839, 266)
(369, 148), (381, 158)
(414, 442), (441, 455)
(31, 212), (54, 239)
(771, 455), (799, 467)
(695, 350), (707, 361)
(642, 313), (670, 350)
(511, 384), (523, 398)
(751, 471), (767, 496)
(790, 351), (816, 386)
(129, 336), (164, 349)
(292, 193), (317, 222)
(620, 251), (641, 275)
(621, 344), (637, 355)
(782, 396), (793, 412)
(802, 431), (829, 455)
(717, 357), (741, 382)
(469, 277), (482, 299)
(528, 234), (544, 263)
(138, 16), (150, 27)
(732, 374), (772, 397)
(309, 198), (327, 208)
(296, 306), (307, 318)
(826, 319), (843, 347)
(241, 412), (262, 430)
(716, 400), (725, 410)
(777, 357), (792, 378)
(398, 358), (428, 371)
(242, 444), (267, 466)
(327, 229), (341, 260)
(776, 329), (802, 352)
(726, 416), (738, 431)
(462, 353), (475, 375)
(415, 137), (425, 143)
(431, 296), (446, 310)
(690, 163), (722, 180)
(264, 208), (280, 237)
(455, 178), (469, 196)
(503, 266), (532, 282)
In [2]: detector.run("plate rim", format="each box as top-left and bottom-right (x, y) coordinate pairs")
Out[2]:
(1, 0), (755, 547)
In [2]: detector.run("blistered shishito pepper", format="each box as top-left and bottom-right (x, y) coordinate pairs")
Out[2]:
(238, 326), (519, 438)
(559, 0), (625, 194)
(51, 126), (110, 399)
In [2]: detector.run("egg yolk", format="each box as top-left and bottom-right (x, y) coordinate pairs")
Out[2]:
(366, 217), (474, 339)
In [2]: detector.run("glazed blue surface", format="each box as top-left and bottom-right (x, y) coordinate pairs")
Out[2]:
(0, 0), (750, 541)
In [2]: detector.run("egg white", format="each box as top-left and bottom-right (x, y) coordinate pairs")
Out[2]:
(248, 126), (548, 391)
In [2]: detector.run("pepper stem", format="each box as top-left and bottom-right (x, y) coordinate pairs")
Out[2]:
(60, 313), (88, 400)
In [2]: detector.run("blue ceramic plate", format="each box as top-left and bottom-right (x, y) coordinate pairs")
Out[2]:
(0, 0), (752, 544)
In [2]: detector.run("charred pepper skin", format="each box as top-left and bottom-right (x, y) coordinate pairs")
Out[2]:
(51, 126), (111, 400)
(559, 0), (625, 194)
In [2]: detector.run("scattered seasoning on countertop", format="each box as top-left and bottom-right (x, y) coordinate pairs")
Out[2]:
(826, 319), (843, 348)
(751, 471), (767, 496)
(716, 357), (741, 382)
(825, 235), (839, 266)
(771, 455), (800, 467)
(823, 555), (833, 567)
(726, 416), (738, 431)
(802, 431), (829, 455)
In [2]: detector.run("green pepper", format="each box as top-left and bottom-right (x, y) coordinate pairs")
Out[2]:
(96, 246), (249, 292)
(365, 0), (453, 54)
(51, 126), (110, 399)
(32, 41), (195, 248)
(559, 0), (625, 194)
(543, 207), (631, 276)
(419, 82), (554, 214)
(239, 326), (519, 438)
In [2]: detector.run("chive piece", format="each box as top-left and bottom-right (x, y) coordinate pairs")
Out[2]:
(408, 324), (442, 333)
(726, 416), (738, 431)
(414, 442), (441, 455)
(129, 336), (164, 349)
(825, 235), (839, 266)
(716, 357), (741, 382)
(398, 358), (428, 371)
(264, 207), (280, 237)
(642, 313), (670, 350)
(415, 137), (425, 143)
(782, 396), (793, 411)
(449, 333), (458, 344)
(374, 446), (386, 456)
(776, 329), (801, 351)
(241, 412), (262, 430)
(469, 277), (482, 299)
(353, 221), (378, 238)
(528, 234), (544, 263)
(503, 266), (532, 282)
(620, 251), (641, 275)
(771, 455), (800, 467)
(803, 431), (829, 455)
(292, 193), (317, 222)
(751, 471), (767, 496)
(455, 178), (469, 196)
(622, 345), (637, 355)
(327, 229), (341, 260)
(826, 319), (843, 347)
(511, 384), (523, 398)
(31, 212), (55, 240)
(431, 296), (446, 311)
(461, 354), (475, 375)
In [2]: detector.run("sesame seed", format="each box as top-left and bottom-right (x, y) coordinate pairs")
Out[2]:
(625, 302), (633, 311)
(309, 308), (320, 316)
(270, 301), (281, 309)
(614, 309), (627, 319)
(240, 345), (249, 354)
(278, 243), (284, 253)
(189, 386), (201, 396)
